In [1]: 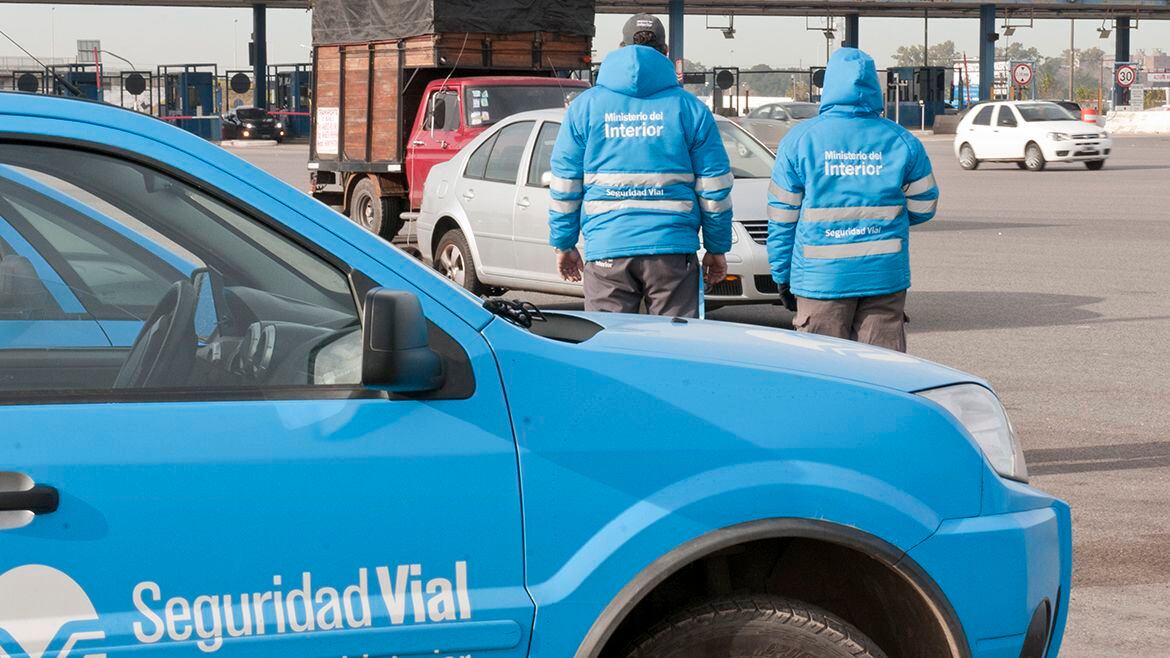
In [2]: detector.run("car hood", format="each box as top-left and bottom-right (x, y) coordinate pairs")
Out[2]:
(729, 178), (771, 221)
(563, 312), (976, 393)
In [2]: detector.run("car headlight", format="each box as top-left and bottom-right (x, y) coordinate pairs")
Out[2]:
(1046, 132), (1070, 141)
(245, 122), (255, 129)
(919, 384), (1028, 482)
(275, 121), (284, 129)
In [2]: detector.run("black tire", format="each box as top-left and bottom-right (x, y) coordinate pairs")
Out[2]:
(349, 179), (405, 239)
(624, 595), (888, 658)
(1085, 159), (1106, 171)
(1024, 142), (1046, 171)
(433, 228), (485, 295)
(958, 144), (979, 170)
(1016, 161), (1028, 170)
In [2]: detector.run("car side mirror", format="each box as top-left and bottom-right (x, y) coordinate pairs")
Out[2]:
(361, 288), (444, 393)
(540, 171), (553, 188)
(432, 98), (447, 131)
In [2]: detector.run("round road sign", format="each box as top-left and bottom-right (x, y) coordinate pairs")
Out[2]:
(1012, 63), (1033, 87)
(124, 73), (146, 96)
(230, 72), (252, 94)
(1116, 65), (1137, 88)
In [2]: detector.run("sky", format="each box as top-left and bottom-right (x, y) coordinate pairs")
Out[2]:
(1, 4), (1169, 71)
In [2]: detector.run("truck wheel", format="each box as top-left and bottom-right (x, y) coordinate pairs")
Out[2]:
(1085, 159), (1106, 171)
(624, 595), (888, 658)
(1024, 143), (1047, 171)
(434, 229), (485, 295)
(958, 144), (979, 170)
(349, 179), (404, 239)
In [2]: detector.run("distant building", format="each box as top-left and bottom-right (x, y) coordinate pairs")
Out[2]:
(1142, 53), (1170, 71)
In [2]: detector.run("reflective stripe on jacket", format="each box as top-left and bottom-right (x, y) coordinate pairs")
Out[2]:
(767, 48), (939, 300)
(548, 45), (733, 261)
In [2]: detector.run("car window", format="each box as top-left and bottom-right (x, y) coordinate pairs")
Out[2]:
(527, 121), (560, 187)
(464, 133), (498, 180)
(996, 106), (1018, 128)
(483, 121), (535, 184)
(718, 120), (775, 178)
(0, 142), (362, 393)
(751, 107), (772, 119)
(972, 105), (994, 126)
(1017, 103), (1076, 122)
(465, 86), (581, 128)
(785, 104), (819, 119)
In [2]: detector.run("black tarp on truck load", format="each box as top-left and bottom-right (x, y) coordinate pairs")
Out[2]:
(311, 0), (596, 44)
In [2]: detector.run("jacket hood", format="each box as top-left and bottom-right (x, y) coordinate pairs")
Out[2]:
(820, 48), (884, 116)
(597, 45), (679, 97)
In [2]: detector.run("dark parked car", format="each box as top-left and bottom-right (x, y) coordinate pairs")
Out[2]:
(221, 106), (285, 142)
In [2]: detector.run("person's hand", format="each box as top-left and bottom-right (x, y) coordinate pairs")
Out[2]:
(556, 248), (584, 282)
(778, 284), (798, 312)
(702, 252), (727, 286)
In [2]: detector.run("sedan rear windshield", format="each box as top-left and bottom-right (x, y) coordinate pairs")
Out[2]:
(235, 108), (269, 120)
(784, 103), (819, 119)
(1016, 104), (1075, 122)
(465, 85), (584, 128)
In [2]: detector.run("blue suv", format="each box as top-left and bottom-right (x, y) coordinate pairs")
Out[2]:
(0, 94), (1069, 658)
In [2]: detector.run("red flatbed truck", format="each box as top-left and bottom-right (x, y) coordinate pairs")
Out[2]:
(308, 31), (592, 241)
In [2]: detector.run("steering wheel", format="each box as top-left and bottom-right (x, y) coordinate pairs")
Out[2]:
(113, 280), (198, 389)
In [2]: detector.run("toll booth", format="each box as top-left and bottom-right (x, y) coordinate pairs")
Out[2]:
(269, 63), (312, 139)
(159, 64), (219, 140)
(48, 64), (102, 101)
(886, 66), (951, 129)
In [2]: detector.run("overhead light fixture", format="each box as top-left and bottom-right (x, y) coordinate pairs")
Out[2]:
(1098, 20), (1112, 38)
(723, 27), (736, 39)
(707, 14), (735, 39)
(1003, 26), (1016, 36)
(823, 28), (836, 40)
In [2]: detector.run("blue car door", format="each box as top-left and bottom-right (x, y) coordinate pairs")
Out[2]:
(0, 122), (531, 658)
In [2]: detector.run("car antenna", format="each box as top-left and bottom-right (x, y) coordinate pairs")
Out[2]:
(0, 26), (86, 98)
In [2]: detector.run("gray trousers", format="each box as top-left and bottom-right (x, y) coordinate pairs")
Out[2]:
(583, 253), (699, 318)
(793, 290), (908, 352)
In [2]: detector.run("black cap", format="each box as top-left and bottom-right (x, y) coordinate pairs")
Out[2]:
(622, 14), (667, 48)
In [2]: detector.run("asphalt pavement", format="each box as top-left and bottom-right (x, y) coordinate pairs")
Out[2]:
(228, 136), (1170, 657)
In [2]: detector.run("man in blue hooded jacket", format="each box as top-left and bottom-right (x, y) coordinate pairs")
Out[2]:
(547, 14), (733, 317)
(767, 48), (939, 352)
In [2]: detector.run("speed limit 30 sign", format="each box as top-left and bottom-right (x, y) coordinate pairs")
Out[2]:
(1012, 63), (1033, 87)
(1116, 65), (1138, 88)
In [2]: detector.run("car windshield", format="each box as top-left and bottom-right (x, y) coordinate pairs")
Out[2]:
(1016, 103), (1075, 122)
(235, 108), (268, 120)
(784, 103), (819, 119)
(718, 120), (775, 178)
(465, 85), (584, 128)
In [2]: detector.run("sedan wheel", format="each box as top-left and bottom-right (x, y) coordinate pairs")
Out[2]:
(959, 144), (979, 170)
(1025, 143), (1047, 171)
(433, 228), (485, 295)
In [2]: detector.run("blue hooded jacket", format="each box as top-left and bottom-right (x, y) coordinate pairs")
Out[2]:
(548, 45), (733, 261)
(767, 48), (938, 299)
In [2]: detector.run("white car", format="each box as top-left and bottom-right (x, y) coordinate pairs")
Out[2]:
(954, 101), (1112, 171)
(416, 109), (780, 304)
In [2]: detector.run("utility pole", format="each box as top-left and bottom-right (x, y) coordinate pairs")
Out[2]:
(923, 10), (929, 66)
(1068, 19), (1075, 100)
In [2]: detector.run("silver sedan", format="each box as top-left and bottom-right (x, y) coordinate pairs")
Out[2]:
(416, 109), (781, 305)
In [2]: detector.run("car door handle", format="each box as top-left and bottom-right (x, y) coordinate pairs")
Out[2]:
(462, 190), (475, 201)
(412, 140), (425, 146)
(517, 197), (531, 209)
(0, 481), (58, 515)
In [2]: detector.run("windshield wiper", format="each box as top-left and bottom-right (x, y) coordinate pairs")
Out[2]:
(483, 298), (546, 328)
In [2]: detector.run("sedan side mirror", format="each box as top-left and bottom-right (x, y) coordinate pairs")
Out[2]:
(540, 171), (553, 188)
(362, 288), (444, 393)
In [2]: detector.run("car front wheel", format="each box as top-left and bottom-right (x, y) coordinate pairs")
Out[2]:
(623, 595), (888, 658)
(1024, 143), (1047, 171)
(958, 144), (979, 170)
(1085, 159), (1106, 171)
(434, 228), (485, 295)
